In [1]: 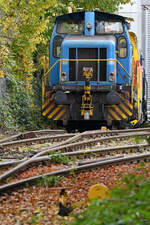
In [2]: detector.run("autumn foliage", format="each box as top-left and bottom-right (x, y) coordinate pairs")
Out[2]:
(0, 0), (133, 131)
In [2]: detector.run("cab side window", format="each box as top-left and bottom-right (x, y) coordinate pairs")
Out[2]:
(53, 36), (63, 58)
(118, 37), (127, 58)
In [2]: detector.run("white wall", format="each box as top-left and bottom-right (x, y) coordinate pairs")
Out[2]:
(117, 0), (142, 49)
(118, 0), (150, 120)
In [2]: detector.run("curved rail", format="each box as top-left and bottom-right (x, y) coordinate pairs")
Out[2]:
(0, 143), (149, 168)
(1, 127), (150, 151)
(0, 131), (88, 182)
(0, 129), (149, 182)
(0, 129), (66, 144)
(0, 151), (150, 193)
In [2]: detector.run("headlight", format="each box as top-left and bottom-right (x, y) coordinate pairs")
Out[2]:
(86, 22), (92, 30)
(109, 72), (114, 82)
(61, 72), (66, 81)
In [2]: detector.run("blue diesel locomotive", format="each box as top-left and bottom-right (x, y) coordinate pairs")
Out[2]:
(42, 10), (146, 129)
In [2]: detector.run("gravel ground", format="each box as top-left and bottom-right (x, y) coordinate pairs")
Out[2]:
(0, 162), (150, 225)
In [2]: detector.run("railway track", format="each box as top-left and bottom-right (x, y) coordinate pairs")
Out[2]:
(0, 127), (150, 159)
(1, 130), (148, 160)
(0, 129), (67, 144)
(0, 149), (150, 193)
(1, 143), (150, 168)
(0, 133), (74, 159)
(0, 127), (149, 194)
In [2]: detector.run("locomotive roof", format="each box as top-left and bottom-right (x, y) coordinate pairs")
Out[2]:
(56, 11), (127, 22)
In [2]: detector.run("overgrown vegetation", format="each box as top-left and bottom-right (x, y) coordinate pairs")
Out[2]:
(0, 74), (32, 131)
(71, 171), (150, 225)
(50, 153), (70, 165)
(36, 175), (61, 187)
(0, 0), (133, 132)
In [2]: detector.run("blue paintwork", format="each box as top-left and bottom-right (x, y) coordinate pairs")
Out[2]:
(85, 12), (95, 36)
(49, 22), (60, 86)
(49, 11), (132, 87)
(61, 39), (115, 85)
(49, 12), (84, 86)
(116, 23), (131, 85)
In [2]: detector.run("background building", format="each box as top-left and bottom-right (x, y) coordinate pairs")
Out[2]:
(118, 0), (150, 120)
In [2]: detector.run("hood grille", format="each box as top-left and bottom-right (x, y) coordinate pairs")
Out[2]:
(69, 48), (107, 82)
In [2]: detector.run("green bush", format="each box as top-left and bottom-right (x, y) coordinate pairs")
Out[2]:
(71, 173), (150, 225)
(0, 73), (55, 132)
(0, 74), (32, 132)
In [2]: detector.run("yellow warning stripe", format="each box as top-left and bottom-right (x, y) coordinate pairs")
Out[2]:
(124, 100), (133, 110)
(108, 109), (121, 120)
(54, 108), (66, 120)
(48, 106), (61, 119)
(112, 105), (127, 119)
(42, 93), (55, 109)
(42, 99), (50, 110)
(120, 103), (132, 116)
(120, 96), (133, 110)
(42, 103), (56, 116)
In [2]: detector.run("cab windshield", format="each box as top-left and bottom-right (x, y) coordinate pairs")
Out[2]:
(96, 21), (123, 34)
(57, 19), (84, 34)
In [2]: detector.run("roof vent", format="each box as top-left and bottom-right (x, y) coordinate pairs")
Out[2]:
(77, 8), (83, 12)
(93, 8), (100, 11)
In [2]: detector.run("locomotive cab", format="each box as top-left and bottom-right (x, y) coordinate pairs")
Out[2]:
(42, 11), (144, 129)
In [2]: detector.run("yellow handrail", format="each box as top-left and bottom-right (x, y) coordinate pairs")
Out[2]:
(116, 60), (130, 78)
(43, 58), (130, 83)
(42, 59), (60, 103)
(43, 59), (60, 79)
(42, 58), (130, 104)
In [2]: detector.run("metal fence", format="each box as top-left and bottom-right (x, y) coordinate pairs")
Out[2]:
(0, 77), (6, 98)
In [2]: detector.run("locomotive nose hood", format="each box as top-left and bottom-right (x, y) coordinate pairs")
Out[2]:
(61, 35), (116, 56)
(60, 35), (116, 84)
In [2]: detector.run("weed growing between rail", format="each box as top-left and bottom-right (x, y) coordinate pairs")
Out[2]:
(49, 152), (78, 165)
(50, 153), (70, 165)
(36, 175), (62, 187)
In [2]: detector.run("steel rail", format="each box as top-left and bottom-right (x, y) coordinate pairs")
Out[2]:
(0, 134), (74, 150)
(32, 129), (66, 135)
(78, 156), (125, 165)
(58, 143), (150, 158)
(0, 133), (22, 144)
(35, 131), (150, 157)
(1, 143), (150, 168)
(0, 129), (66, 144)
(0, 130), (149, 182)
(0, 131), (88, 182)
(1, 127), (150, 150)
(1, 152), (150, 193)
